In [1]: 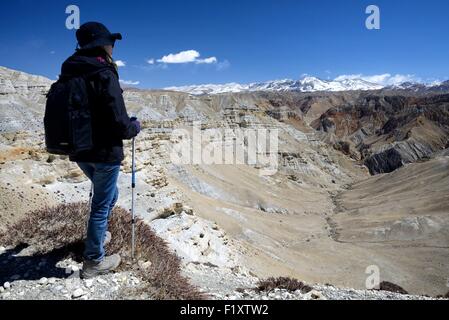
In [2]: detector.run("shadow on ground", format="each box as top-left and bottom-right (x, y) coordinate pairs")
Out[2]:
(0, 242), (84, 284)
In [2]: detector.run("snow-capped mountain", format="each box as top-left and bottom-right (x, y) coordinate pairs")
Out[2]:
(389, 82), (425, 90)
(164, 76), (384, 95)
(164, 82), (248, 95)
(385, 80), (449, 93)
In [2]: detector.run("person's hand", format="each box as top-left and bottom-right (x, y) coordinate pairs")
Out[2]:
(130, 117), (141, 134)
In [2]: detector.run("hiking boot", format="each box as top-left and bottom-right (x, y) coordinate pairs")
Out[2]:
(104, 231), (112, 246)
(81, 254), (121, 279)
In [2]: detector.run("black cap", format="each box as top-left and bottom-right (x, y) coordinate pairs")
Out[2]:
(76, 22), (122, 50)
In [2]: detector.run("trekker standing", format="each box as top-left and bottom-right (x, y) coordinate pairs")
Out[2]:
(60, 22), (141, 278)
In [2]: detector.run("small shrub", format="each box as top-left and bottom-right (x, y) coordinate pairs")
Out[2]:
(436, 291), (449, 299)
(1, 202), (87, 252)
(257, 277), (312, 293)
(377, 281), (408, 295)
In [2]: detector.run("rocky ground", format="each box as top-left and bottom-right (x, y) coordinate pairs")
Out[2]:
(0, 245), (141, 300)
(1, 245), (444, 300)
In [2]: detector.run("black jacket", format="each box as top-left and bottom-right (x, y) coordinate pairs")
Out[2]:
(61, 50), (138, 164)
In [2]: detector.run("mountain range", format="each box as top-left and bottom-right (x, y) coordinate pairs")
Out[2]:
(165, 76), (449, 95)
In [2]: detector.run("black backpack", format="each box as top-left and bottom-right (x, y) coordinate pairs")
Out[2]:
(44, 72), (99, 155)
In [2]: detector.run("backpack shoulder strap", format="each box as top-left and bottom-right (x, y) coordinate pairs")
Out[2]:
(57, 65), (114, 82)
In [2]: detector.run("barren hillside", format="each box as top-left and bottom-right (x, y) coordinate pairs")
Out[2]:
(1, 66), (448, 297)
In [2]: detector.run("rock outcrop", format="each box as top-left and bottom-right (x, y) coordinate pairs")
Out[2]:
(312, 94), (449, 174)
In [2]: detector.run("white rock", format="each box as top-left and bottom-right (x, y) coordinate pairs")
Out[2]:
(71, 265), (80, 272)
(304, 290), (326, 300)
(84, 279), (94, 288)
(183, 206), (194, 215)
(3, 282), (11, 289)
(72, 288), (86, 299)
(97, 278), (107, 284)
(48, 278), (56, 284)
(0, 246), (5, 254)
(39, 277), (48, 285)
(138, 260), (152, 270)
(0, 286), (4, 293)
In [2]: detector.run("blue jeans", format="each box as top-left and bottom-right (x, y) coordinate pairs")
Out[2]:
(77, 162), (121, 262)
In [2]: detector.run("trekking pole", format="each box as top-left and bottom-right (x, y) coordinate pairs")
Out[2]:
(131, 136), (136, 260)
(86, 182), (94, 232)
(88, 182), (93, 208)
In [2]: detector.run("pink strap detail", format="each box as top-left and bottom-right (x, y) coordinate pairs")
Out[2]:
(96, 56), (106, 64)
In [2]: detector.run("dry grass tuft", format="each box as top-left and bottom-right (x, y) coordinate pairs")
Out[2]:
(1, 202), (88, 252)
(0, 202), (205, 300)
(256, 277), (312, 293)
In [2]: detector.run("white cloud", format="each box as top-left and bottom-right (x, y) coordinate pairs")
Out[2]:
(147, 59), (155, 65)
(386, 74), (420, 85)
(115, 60), (126, 67)
(119, 79), (140, 86)
(196, 57), (218, 64)
(156, 50), (218, 65)
(158, 50), (200, 64)
(334, 73), (419, 86)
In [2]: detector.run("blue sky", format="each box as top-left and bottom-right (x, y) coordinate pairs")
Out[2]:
(1, 0), (448, 88)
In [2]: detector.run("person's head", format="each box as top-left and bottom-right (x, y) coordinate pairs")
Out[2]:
(76, 22), (121, 54)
